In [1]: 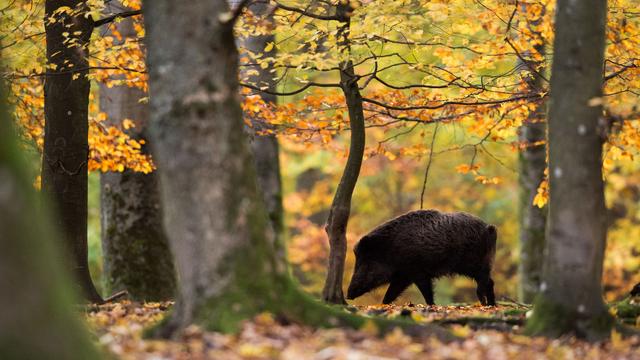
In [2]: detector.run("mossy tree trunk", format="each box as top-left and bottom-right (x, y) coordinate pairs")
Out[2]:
(99, 0), (176, 301)
(42, 0), (102, 303)
(0, 75), (100, 360)
(240, 2), (284, 237)
(526, 0), (612, 341)
(143, 0), (449, 340)
(322, 4), (366, 305)
(517, 3), (547, 304)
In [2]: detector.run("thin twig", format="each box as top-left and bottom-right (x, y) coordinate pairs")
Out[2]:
(103, 290), (128, 302)
(420, 121), (440, 209)
(504, 37), (549, 83)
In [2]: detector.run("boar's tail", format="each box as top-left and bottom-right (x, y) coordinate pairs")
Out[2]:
(484, 225), (497, 266)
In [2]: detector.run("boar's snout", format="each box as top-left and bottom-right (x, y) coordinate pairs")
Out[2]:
(346, 263), (368, 300)
(346, 279), (364, 300)
(347, 258), (390, 300)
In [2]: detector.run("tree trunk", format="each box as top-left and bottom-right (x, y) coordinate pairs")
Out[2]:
(518, 113), (547, 303)
(517, 4), (547, 304)
(42, 0), (102, 303)
(143, 0), (448, 340)
(0, 77), (100, 360)
(526, 0), (612, 341)
(322, 6), (366, 305)
(99, 1), (176, 301)
(240, 2), (284, 237)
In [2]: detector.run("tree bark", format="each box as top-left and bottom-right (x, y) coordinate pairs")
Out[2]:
(0, 76), (100, 360)
(526, 0), (612, 341)
(143, 0), (449, 340)
(99, 0), (176, 301)
(144, 0), (300, 336)
(518, 112), (547, 303)
(42, 0), (102, 303)
(240, 1), (284, 237)
(517, 4), (548, 304)
(322, 5), (366, 305)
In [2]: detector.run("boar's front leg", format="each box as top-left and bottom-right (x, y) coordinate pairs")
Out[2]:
(475, 272), (496, 306)
(382, 275), (412, 304)
(484, 277), (495, 305)
(415, 278), (435, 305)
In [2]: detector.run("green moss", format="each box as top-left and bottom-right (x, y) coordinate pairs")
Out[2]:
(101, 173), (176, 301)
(503, 308), (529, 317)
(614, 297), (640, 320)
(526, 296), (613, 341)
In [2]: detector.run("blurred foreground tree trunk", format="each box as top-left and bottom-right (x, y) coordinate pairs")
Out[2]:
(526, 0), (612, 341)
(517, 2), (548, 304)
(99, 0), (176, 301)
(240, 1), (284, 237)
(42, 0), (102, 303)
(143, 0), (449, 339)
(0, 77), (100, 359)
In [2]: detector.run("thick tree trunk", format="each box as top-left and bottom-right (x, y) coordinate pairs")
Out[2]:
(526, 0), (612, 341)
(241, 2), (284, 237)
(99, 1), (176, 301)
(0, 79), (100, 360)
(143, 0), (449, 340)
(517, 5), (548, 304)
(144, 0), (299, 336)
(322, 7), (366, 305)
(42, 0), (102, 303)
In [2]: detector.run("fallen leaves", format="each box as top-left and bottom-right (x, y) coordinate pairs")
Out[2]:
(85, 301), (640, 359)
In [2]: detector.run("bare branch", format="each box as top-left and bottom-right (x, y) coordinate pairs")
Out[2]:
(272, 1), (344, 21)
(362, 93), (540, 111)
(93, 10), (143, 27)
(240, 81), (341, 96)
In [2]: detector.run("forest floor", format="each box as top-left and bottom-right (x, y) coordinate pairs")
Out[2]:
(86, 301), (640, 359)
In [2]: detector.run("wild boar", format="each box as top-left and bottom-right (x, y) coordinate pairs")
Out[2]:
(346, 209), (497, 306)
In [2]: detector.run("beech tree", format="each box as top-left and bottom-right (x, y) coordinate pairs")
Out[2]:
(516, 2), (548, 304)
(526, 0), (612, 340)
(0, 76), (100, 359)
(99, 0), (176, 301)
(142, 0), (450, 338)
(321, 2), (367, 305)
(41, 0), (150, 303)
(42, 0), (102, 303)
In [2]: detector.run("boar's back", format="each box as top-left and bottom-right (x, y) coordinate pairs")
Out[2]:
(361, 209), (495, 277)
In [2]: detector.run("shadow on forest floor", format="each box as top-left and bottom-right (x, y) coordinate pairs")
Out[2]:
(85, 300), (640, 359)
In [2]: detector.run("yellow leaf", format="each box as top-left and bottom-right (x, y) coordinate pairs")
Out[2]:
(450, 325), (471, 337)
(122, 119), (135, 130)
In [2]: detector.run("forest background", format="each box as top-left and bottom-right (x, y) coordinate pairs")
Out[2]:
(2, 0), (640, 306)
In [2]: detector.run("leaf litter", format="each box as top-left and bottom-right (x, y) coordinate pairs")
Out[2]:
(85, 301), (640, 359)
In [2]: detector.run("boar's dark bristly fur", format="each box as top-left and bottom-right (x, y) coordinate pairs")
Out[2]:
(346, 209), (497, 306)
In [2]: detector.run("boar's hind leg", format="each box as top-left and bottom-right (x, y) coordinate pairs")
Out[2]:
(382, 276), (412, 304)
(415, 278), (435, 305)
